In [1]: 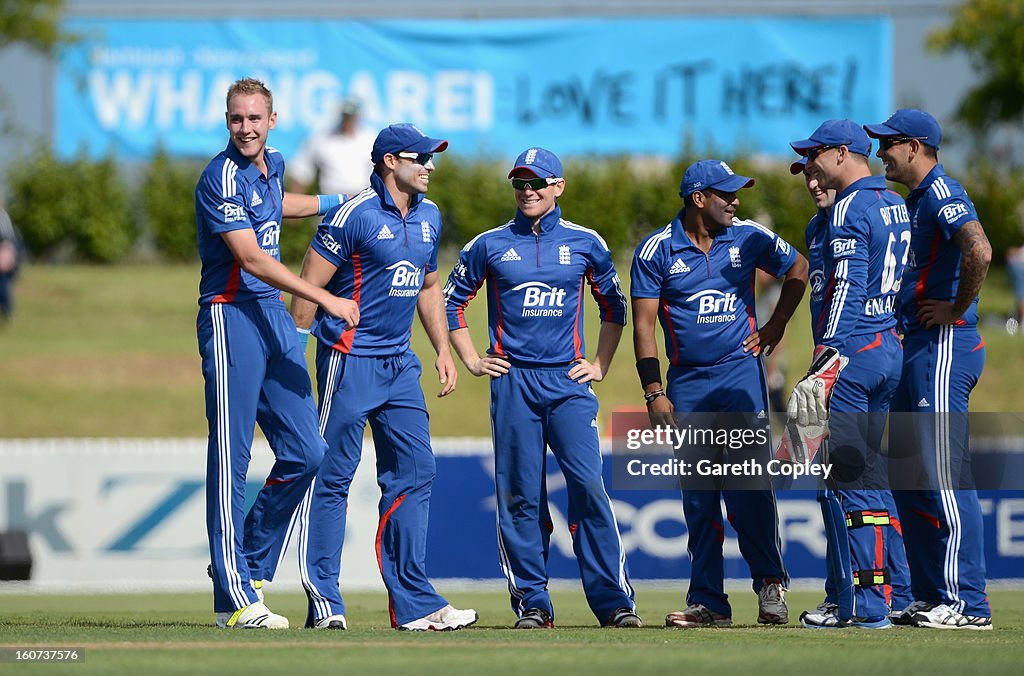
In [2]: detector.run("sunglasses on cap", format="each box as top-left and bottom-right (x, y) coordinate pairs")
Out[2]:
(510, 176), (561, 191)
(395, 151), (434, 165)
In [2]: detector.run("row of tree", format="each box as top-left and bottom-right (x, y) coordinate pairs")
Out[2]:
(5, 147), (1024, 266)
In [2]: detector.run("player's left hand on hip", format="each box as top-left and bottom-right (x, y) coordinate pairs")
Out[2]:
(568, 358), (603, 383)
(917, 299), (959, 328)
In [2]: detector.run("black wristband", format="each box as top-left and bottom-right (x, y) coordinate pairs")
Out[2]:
(636, 357), (662, 389)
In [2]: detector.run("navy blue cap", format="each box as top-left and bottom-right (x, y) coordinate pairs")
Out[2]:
(790, 157), (808, 175)
(790, 119), (872, 157)
(371, 123), (448, 163)
(679, 159), (754, 198)
(508, 147), (563, 179)
(864, 109), (942, 150)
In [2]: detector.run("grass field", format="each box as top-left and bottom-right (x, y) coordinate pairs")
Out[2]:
(1, 589), (1022, 674)
(1, 262), (1022, 438)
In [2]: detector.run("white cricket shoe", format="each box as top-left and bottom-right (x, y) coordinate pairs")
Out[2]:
(398, 604), (478, 631)
(313, 614), (348, 630)
(757, 581), (789, 624)
(890, 600), (934, 626)
(912, 604), (993, 630)
(215, 601), (289, 629)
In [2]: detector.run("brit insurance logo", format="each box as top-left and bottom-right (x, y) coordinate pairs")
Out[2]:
(256, 221), (280, 258)
(386, 260), (422, 297)
(809, 269), (825, 302)
(512, 281), (566, 317)
(941, 202), (969, 225)
(686, 289), (738, 325)
(218, 202), (246, 224)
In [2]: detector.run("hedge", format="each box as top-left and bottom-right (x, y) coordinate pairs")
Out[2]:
(6, 148), (1023, 265)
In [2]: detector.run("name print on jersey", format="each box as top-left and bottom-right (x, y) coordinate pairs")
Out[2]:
(513, 281), (567, 317)
(387, 260), (422, 297)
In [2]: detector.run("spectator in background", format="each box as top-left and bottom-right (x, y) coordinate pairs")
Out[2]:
(289, 97), (375, 197)
(1005, 203), (1024, 334)
(0, 203), (23, 322)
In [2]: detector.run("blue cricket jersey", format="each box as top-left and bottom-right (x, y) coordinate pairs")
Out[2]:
(444, 205), (627, 363)
(195, 143), (287, 305)
(900, 164), (981, 333)
(310, 172), (441, 356)
(630, 213), (797, 367)
(811, 176), (911, 352)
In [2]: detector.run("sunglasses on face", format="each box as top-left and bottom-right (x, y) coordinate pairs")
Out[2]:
(703, 188), (737, 203)
(807, 145), (839, 161)
(395, 151), (434, 165)
(878, 137), (925, 150)
(510, 177), (560, 191)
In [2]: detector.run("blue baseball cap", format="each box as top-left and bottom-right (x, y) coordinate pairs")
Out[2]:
(508, 147), (563, 179)
(790, 119), (872, 157)
(864, 109), (942, 150)
(679, 160), (754, 198)
(790, 157), (808, 175)
(371, 123), (448, 163)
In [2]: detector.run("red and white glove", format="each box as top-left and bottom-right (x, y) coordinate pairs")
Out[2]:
(775, 346), (848, 465)
(775, 419), (828, 464)
(787, 345), (848, 427)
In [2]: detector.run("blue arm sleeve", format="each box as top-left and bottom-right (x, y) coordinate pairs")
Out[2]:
(587, 237), (628, 325)
(444, 238), (488, 331)
(819, 213), (871, 354)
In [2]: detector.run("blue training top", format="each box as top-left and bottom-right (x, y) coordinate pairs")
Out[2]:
(809, 175), (911, 352)
(195, 142), (287, 305)
(310, 172), (442, 356)
(900, 164), (981, 333)
(631, 213), (797, 367)
(444, 205), (627, 364)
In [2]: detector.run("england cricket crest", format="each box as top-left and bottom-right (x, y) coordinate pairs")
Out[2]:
(559, 245), (571, 265)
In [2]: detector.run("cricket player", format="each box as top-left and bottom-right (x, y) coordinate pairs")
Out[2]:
(786, 120), (911, 629)
(195, 78), (356, 629)
(786, 151), (912, 628)
(631, 159), (807, 627)
(290, 123), (477, 632)
(444, 147), (640, 629)
(866, 109), (993, 630)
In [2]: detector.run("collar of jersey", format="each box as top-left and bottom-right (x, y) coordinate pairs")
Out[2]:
(370, 172), (426, 213)
(669, 209), (735, 253)
(223, 142), (279, 183)
(835, 174), (888, 202)
(909, 163), (947, 197)
(512, 204), (561, 235)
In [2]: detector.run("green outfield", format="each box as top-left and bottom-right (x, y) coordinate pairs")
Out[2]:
(1, 262), (1022, 438)
(0, 589), (1021, 673)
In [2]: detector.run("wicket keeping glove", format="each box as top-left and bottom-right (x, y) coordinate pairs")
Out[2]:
(775, 418), (828, 464)
(786, 345), (849, 427)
